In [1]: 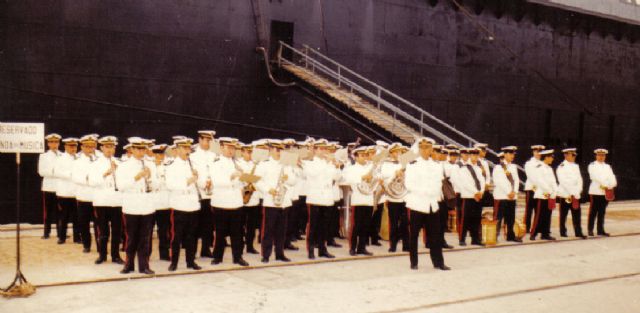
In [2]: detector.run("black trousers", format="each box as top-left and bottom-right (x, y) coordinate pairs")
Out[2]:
(438, 201), (449, 243)
(297, 196), (308, 236)
(458, 199), (482, 243)
(387, 201), (408, 250)
(170, 210), (198, 266)
(531, 199), (552, 237)
(94, 206), (122, 260)
(212, 208), (244, 262)
(559, 198), (583, 236)
(408, 209), (444, 267)
(56, 197), (76, 241)
(588, 195), (608, 234)
(349, 206), (372, 252)
(286, 200), (299, 244)
(243, 205), (260, 251)
(369, 204), (383, 243)
(123, 213), (154, 272)
(42, 191), (58, 237)
(328, 203), (341, 241)
(494, 200), (516, 240)
(524, 190), (535, 233)
(77, 201), (94, 250)
(306, 205), (331, 253)
(197, 199), (214, 255)
(261, 207), (287, 259)
(155, 209), (171, 260)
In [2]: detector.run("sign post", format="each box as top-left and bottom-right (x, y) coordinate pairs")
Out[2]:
(0, 122), (44, 297)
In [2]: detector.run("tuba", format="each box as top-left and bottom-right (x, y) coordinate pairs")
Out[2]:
(356, 150), (387, 195)
(385, 168), (407, 199)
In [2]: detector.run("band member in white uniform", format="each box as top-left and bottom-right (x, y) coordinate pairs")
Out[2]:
(556, 148), (586, 239)
(150, 144), (171, 260)
(38, 133), (62, 239)
(116, 137), (156, 275)
(587, 148), (617, 237)
(342, 146), (376, 256)
(457, 148), (485, 246)
(207, 137), (249, 266)
(54, 137), (79, 244)
(405, 137), (449, 270)
(380, 143), (409, 252)
(254, 139), (297, 263)
(237, 142), (261, 255)
(302, 139), (341, 259)
(492, 146), (521, 242)
(190, 130), (216, 258)
(165, 137), (202, 271)
(530, 149), (558, 241)
(72, 134), (98, 253)
(524, 145), (544, 232)
(89, 136), (124, 264)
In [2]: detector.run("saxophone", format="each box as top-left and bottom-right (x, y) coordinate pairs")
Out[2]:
(273, 166), (288, 207)
(233, 159), (258, 204)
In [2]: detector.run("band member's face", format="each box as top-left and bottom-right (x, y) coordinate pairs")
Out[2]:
(543, 155), (554, 165)
(596, 154), (606, 162)
(564, 153), (576, 162)
(418, 144), (432, 159)
(242, 149), (252, 161)
(505, 152), (515, 163)
(132, 147), (146, 159)
(533, 150), (541, 159)
(355, 153), (367, 165)
(449, 155), (459, 162)
(154, 152), (165, 162)
(199, 136), (211, 150)
(126, 148), (133, 156)
(479, 149), (487, 158)
(315, 146), (327, 156)
(177, 146), (190, 159)
(470, 154), (479, 163)
(65, 144), (77, 154)
(390, 150), (401, 160)
(221, 144), (235, 158)
(167, 148), (177, 158)
(270, 147), (281, 160)
(81, 143), (95, 155)
(438, 153), (447, 161)
(100, 145), (115, 158)
(47, 140), (60, 151)
(146, 148), (154, 157)
(461, 153), (469, 161)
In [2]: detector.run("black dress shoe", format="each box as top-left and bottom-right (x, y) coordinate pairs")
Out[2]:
(541, 235), (556, 241)
(357, 249), (373, 256)
(529, 235), (536, 241)
(160, 256), (171, 261)
(261, 257), (269, 263)
(82, 247), (90, 253)
(560, 233), (568, 238)
(577, 235), (587, 239)
(42, 235), (50, 239)
(140, 269), (155, 275)
(120, 267), (134, 274)
(319, 251), (335, 259)
(308, 251), (316, 260)
(436, 265), (451, 271)
(442, 243), (454, 249)
(388, 247), (397, 253)
(328, 241), (342, 248)
(112, 258), (125, 265)
(410, 264), (418, 270)
(471, 241), (485, 246)
(371, 241), (382, 247)
(57, 239), (65, 244)
(349, 250), (356, 256)
(188, 263), (202, 270)
(168, 263), (177, 271)
(234, 259), (249, 267)
(459, 241), (467, 246)
(211, 259), (222, 265)
(247, 248), (259, 254)
(508, 238), (523, 243)
(402, 247), (410, 252)
(95, 257), (106, 264)
(598, 232), (610, 237)
(276, 256), (291, 262)
(588, 231), (594, 236)
(285, 244), (299, 251)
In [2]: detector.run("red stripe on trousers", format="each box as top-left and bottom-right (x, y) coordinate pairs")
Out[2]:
(260, 206), (266, 256)
(530, 199), (542, 234)
(169, 209), (175, 259)
(306, 204), (311, 252)
(458, 200), (466, 241)
(523, 191), (529, 224)
(348, 206), (355, 251)
(42, 192), (47, 224)
(493, 200), (500, 220)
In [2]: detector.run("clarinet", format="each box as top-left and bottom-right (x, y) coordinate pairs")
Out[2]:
(187, 156), (202, 200)
(140, 159), (151, 193)
(110, 156), (119, 191)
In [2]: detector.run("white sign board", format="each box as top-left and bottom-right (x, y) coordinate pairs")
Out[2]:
(0, 122), (45, 153)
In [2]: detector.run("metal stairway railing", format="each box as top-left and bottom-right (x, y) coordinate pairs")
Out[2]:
(276, 41), (505, 159)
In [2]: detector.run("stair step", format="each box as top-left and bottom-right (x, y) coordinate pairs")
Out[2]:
(282, 63), (419, 142)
